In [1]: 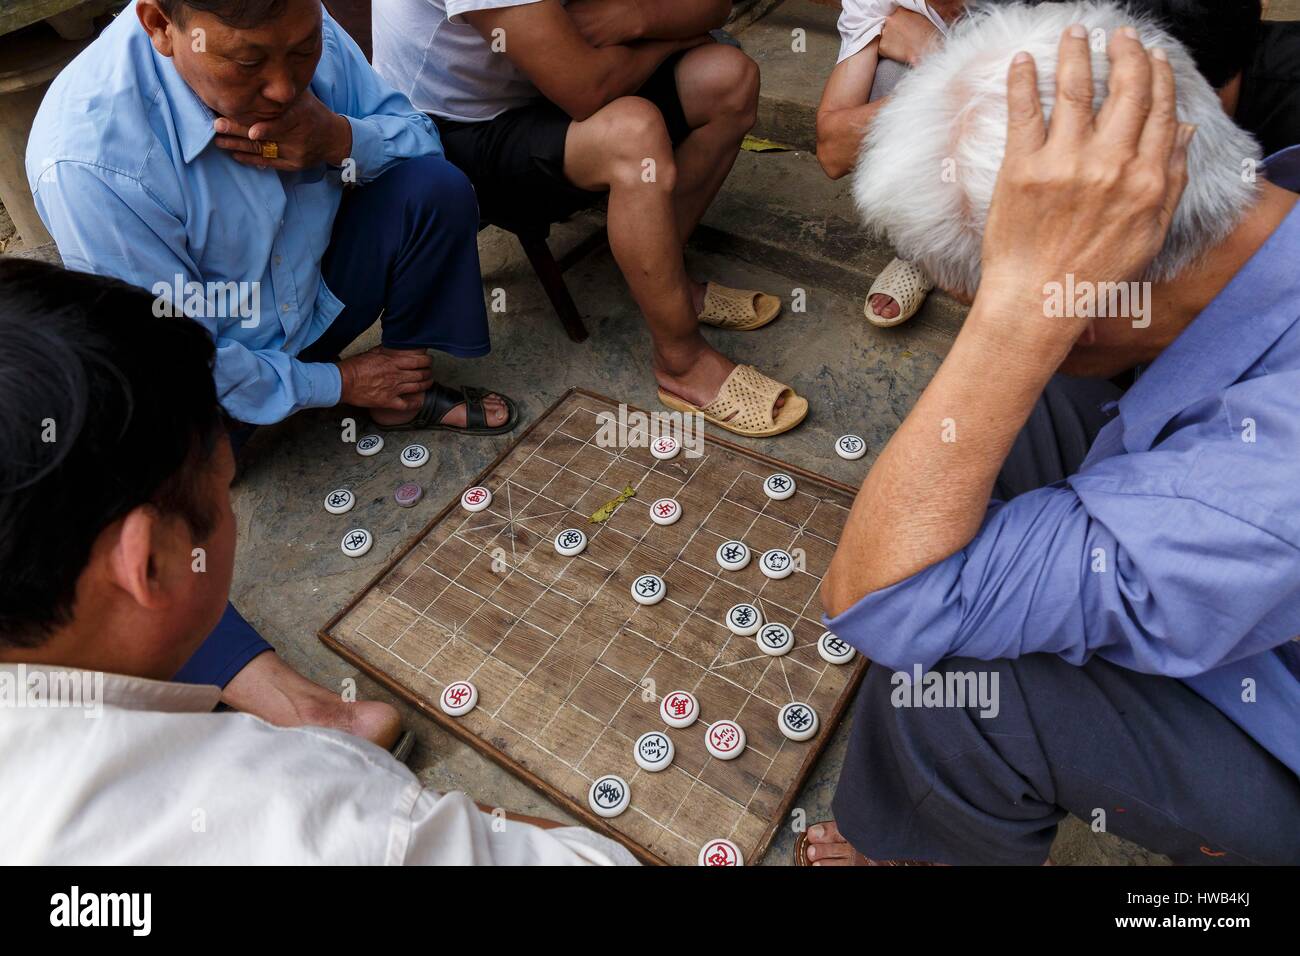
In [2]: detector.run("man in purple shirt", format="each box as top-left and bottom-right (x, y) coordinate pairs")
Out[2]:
(807, 2), (1300, 865)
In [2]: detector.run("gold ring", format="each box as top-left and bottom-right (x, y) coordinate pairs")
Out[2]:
(260, 141), (279, 159)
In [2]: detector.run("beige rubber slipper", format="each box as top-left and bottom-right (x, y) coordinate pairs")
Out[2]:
(864, 258), (934, 328)
(698, 282), (783, 331)
(658, 364), (808, 438)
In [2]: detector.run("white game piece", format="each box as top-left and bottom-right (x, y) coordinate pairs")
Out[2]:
(356, 434), (384, 457)
(725, 603), (763, 636)
(439, 680), (478, 717)
(778, 702), (820, 742)
(649, 498), (681, 526)
(818, 630), (857, 665)
(461, 486), (492, 513)
(554, 527), (587, 557)
(631, 573), (666, 606)
(698, 838), (744, 867)
(660, 690), (699, 728)
(756, 622), (794, 657)
(763, 473), (796, 500)
(323, 488), (355, 515)
(715, 540), (750, 572)
(399, 443), (429, 468)
(633, 731), (675, 772)
(835, 434), (867, 461)
(759, 549), (794, 580)
(705, 719), (746, 760)
(340, 528), (373, 558)
(650, 435), (680, 461)
(588, 774), (631, 818)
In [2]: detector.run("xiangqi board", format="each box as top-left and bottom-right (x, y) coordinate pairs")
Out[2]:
(319, 389), (868, 865)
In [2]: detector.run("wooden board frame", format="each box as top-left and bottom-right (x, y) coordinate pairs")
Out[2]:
(319, 387), (868, 865)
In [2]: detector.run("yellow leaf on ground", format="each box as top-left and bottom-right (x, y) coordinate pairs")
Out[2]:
(741, 134), (794, 153)
(589, 484), (637, 523)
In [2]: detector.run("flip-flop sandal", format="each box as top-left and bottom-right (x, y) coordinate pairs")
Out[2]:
(389, 730), (416, 765)
(374, 382), (519, 435)
(657, 364), (808, 438)
(698, 282), (783, 331)
(864, 258), (935, 328)
(794, 823), (935, 866)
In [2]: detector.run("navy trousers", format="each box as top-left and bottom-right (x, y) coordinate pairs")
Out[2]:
(831, 375), (1300, 865)
(173, 155), (487, 688)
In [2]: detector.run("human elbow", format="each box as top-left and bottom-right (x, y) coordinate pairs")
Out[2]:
(820, 560), (854, 618)
(815, 117), (850, 180)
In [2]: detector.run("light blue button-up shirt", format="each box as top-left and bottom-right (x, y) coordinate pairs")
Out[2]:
(829, 147), (1300, 777)
(26, 8), (440, 424)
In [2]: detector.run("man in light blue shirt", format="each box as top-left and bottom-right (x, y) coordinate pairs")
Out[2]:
(26, 0), (516, 743)
(809, 4), (1300, 865)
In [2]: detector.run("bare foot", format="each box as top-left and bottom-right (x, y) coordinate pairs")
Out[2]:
(654, 344), (787, 420)
(370, 389), (510, 429)
(804, 821), (874, 866)
(868, 292), (901, 320)
(222, 651), (404, 750)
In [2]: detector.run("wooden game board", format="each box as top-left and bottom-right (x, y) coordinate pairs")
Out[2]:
(319, 389), (868, 865)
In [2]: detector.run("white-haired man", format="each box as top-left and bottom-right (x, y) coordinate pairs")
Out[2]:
(809, 1), (1300, 865)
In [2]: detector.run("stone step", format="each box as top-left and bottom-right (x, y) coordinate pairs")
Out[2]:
(692, 147), (967, 338)
(738, 0), (840, 153)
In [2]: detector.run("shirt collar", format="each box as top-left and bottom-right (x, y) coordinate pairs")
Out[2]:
(0, 663), (220, 714)
(154, 44), (218, 165)
(1117, 149), (1300, 452)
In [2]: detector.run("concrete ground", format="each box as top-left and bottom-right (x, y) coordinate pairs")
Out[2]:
(224, 214), (1158, 865)
(9, 0), (1298, 865)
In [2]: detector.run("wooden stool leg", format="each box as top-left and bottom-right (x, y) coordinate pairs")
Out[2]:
(518, 235), (589, 343)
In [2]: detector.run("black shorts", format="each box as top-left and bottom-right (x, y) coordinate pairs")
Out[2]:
(435, 51), (692, 235)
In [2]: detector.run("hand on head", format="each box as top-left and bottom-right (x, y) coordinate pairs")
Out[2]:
(977, 23), (1193, 350)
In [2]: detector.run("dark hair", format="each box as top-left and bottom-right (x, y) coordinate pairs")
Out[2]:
(157, 0), (291, 29)
(1121, 0), (1262, 89)
(0, 259), (224, 648)
(1020, 0), (1262, 89)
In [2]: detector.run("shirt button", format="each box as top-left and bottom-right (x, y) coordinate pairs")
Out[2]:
(274, 255), (283, 266)
(281, 304), (290, 313)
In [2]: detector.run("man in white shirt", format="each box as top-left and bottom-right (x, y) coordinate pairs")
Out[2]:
(0, 259), (635, 865)
(372, 0), (810, 439)
(816, 0), (965, 328)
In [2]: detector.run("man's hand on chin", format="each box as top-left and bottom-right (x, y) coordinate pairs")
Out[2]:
(213, 90), (353, 171)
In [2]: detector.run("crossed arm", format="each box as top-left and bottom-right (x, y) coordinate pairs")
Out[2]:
(463, 0), (727, 120)
(816, 7), (945, 179)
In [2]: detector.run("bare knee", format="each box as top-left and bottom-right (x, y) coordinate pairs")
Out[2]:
(592, 97), (677, 189)
(681, 45), (760, 130)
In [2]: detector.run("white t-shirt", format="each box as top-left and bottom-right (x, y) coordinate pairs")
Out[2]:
(837, 0), (950, 64)
(0, 665), (638, 865)
(373, 0), (557, 122)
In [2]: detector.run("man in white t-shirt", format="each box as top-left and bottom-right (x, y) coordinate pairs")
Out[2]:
(0, 259), (635, 866)
(373, 0), (810, 439)
(816, 0), (965, 328)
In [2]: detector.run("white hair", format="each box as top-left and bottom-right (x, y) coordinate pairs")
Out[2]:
(852, 0), (1262, 297)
